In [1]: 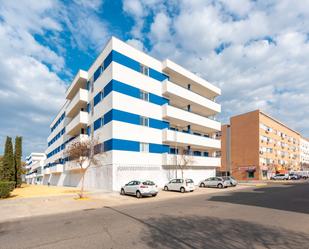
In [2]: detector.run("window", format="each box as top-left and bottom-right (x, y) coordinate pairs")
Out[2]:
(94, 143), (103, 155)
(140, 90), (149, 101)
(93, 92), (102, 106)
(90, 77), (94, 93)
(140, 64), (149, 76)
(140, 116), (149, 127)
(170, 148), (178, 154)
(91, 100), (94, 115)
(94, 118), (102, 131)
(248, 171), (255, 178)
(140, 142), (149, 152)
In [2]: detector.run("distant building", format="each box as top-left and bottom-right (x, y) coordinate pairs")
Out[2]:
(25, 153), (46, 184)
(300, 137), (309, 170)
(43, 37), (222, 191)
(220, 110), (301, 180)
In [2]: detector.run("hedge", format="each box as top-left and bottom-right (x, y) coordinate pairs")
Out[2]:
(0, 181), (15, 198)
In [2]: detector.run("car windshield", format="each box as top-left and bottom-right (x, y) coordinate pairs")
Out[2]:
(186, 179), (193, 183)
(142, 181), (155, 185)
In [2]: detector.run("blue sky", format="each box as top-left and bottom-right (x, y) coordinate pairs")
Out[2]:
(0, 0), (309, 157)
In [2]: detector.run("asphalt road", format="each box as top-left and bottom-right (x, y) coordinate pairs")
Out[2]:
(1, 182), (309, 249)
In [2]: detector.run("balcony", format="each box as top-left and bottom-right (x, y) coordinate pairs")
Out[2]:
(43, 168), (50, 175)
(162, 59), (221, 99)
(50, 164), (64, 174)
(25, 173), (37, 179)
(162, 104), (221, 133)
(162, 129), (221, 150)
(66, 111), (88, 136)
(66, 70), (88, 100)
(66, 134), (89, 148)
(162, 80), (221, 116)
(31, 162), (42, 171)
(66, 89), (88, 118)
(65, 161), (85, 171)
(162, 153), (220, 168)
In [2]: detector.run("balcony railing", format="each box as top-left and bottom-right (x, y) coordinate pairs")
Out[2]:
(50, 164), (64, 174)
(66, 111), (88, 136)
(66, 70), (88, 100)
(162, 80), (221, 115)
(66, 89), (88, 117)
(162, 104), (221, 133)
(162, 129), (221, 150)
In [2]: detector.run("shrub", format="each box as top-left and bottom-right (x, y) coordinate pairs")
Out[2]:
(0, 181), (15, 198)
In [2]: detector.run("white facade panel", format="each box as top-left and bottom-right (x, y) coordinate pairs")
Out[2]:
(112, 92), (163, 120)
(112, 121), (163, 144)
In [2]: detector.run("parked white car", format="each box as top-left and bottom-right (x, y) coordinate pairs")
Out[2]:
(270, 174), (289, 180)
(120, 180), (158, 198)
(222, 176), (238, 187)
(164, 178), (195, 193)
(199, 177), (229, 188)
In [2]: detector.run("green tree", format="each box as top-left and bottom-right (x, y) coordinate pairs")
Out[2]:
(14, 136), (22, 187)
(2, 137), (15, 182)
(0, 155), (3, 180)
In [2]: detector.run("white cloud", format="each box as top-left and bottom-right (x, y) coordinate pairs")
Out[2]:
(125, 0), (309, 137)
(0, 0), (114, 157)
(60, 1), (110, 53)
(126, 38), (145, 51)
(0, 1), (66, 157)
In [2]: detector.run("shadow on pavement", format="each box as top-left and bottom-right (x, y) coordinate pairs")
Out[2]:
(208, 182), (309, 214)
(142, 215), (309, 249)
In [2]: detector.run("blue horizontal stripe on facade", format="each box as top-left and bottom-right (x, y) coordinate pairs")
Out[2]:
(51, 113), (65, 132)
(102, 109), (169, 129)
(48, 128), (65, 147)
(102, 79), (169, 105)
(92, 50), (169, 86)
(103, 138), (169, 154)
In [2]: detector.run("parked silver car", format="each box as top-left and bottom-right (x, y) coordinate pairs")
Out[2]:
(288, 173), (300, 180)
(270, 174), (289, 180)
(199, 177), (229, 188)
(164, 178), (195, 193)
(222, 176), (238, 187)
(120, 180), (158, 198)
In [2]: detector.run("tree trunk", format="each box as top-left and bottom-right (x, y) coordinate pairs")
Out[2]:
(80, 170), (85, 198)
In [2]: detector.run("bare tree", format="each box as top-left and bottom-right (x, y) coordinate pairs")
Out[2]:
(177, 148), (194, 179)
(65, 137), (104, 198)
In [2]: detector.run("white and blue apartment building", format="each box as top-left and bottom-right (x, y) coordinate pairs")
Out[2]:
(43, 37), (221, 191)
(25, 153), (46, 185)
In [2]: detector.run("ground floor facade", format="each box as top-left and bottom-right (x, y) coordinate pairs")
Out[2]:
(42, 151), (218, 191)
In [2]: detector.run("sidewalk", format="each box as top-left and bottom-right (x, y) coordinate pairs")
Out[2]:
(0, 185), (252, 223)
(10, 184), (83, 199)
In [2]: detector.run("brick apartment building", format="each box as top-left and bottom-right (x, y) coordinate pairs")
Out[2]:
(220, 110), (301, 180)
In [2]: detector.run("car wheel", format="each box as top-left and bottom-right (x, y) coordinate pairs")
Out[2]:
(218, 183), (223, 189)
(152, 194), (157, 197)
(136, 191), (142, 198)
(180, 187), (185, 193)
(164, 186), (168, 191)
(120, 188), (125, 195)
(200, 183), (205, 188)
